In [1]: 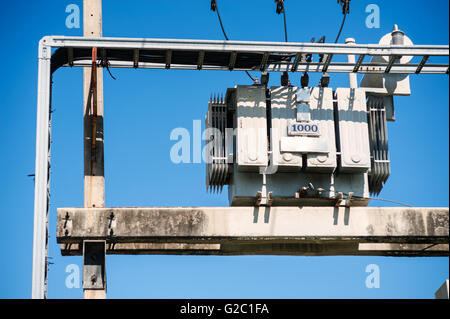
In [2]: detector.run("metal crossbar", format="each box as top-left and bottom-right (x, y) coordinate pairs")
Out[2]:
(43, 36), (450, 75)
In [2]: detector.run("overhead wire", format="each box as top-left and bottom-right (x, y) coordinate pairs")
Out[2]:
(210, 0), (256, 82)
(282, 8), (288, 42)
(319, 188), (414, 207)
(211, 0), (229, 41)
(105, 62), (117, 80)
(334, 10), (347, 43)
(335, 0), (350, 43)
(275, 0), (290, 85)
(364, 197), (413, 207)
(275, 0), (288, 42)
(421, 244), (438, 251)
(319, 1), (350, 86)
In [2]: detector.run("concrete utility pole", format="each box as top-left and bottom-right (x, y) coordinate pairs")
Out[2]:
(83, 0), (106, 299)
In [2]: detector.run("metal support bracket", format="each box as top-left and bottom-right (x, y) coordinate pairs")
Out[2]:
(83, 240), (106, 290)
(335, 192), (344, 207)
(107, 211), (116, 237)
(345, 192), (354, 207)
(63, 212), (72, 237)
(228, 51), (237, 70)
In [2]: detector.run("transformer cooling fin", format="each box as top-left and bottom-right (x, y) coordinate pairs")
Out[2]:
(367, 95), (391, 196)
(205, 93), (232, 192)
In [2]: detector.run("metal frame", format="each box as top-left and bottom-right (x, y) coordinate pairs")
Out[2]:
(47, 36), (449, 74)
(32, 40), (51, 299)
(32, 36), (450, 299)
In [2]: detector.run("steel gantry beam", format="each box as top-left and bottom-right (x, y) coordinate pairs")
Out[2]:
(32, 40), (51, 300)
(32, 36), (449, 299)
(46, 36), (450, 74)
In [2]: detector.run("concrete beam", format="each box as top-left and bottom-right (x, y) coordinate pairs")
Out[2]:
(59, 242), (449, 257)
(57, 207), (448, 256)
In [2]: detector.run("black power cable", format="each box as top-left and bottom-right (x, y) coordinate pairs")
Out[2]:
(105, 62), (117, 80)
(317, 188), (413, 208)
(334, 11), (347, 43)
(335, 0), (350, 43)
(210, 0), (228, 41)
(338, 0), (351, 14)
(275, 1), (289, 85)
(282, 8), (288, 42)
(210, 0), (255, 82)
(275, 0), (288, 42)
(320, 0), (351, 86)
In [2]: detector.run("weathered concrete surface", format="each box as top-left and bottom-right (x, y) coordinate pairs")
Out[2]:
(60, 242), (449, 257)
(60, 243), (221, 256)
(83, 0), (105, 300)
(57, 206), (448, 256)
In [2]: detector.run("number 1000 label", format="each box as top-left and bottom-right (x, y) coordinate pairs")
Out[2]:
(288, 122), (320, 136)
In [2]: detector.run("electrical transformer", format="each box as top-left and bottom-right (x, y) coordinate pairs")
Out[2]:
(205, 84), (394, 206)
(204, 26), (414, 207)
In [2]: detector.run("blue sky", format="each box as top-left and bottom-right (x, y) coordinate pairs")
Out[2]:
(0, 0), (448, 299)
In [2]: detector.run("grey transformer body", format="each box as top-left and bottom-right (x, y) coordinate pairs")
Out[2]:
(205, 84), (392, 207)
